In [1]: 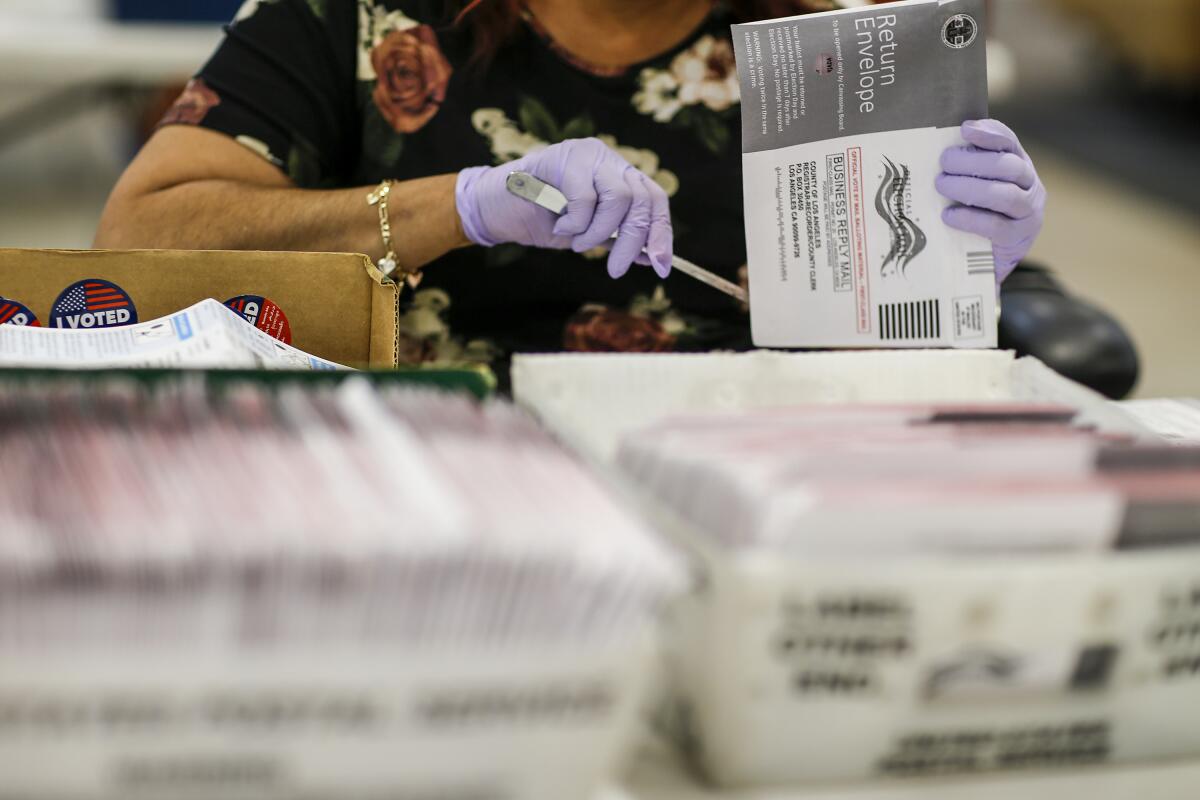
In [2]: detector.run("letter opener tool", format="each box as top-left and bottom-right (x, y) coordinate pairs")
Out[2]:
(506, 171), (748, 304)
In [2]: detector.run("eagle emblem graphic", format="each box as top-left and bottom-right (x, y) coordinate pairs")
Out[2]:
(875, 157), (928, 278)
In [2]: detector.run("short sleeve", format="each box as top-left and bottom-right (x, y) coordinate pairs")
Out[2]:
(161, 0), (360, 188)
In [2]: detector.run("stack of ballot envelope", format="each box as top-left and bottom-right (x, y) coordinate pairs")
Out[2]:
(618, 404), (1200, 556)
(0, 375), (681, 800)
(614, 403), (1200, 787)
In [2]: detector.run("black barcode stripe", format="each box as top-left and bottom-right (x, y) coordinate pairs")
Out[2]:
(967, 250), (995, 276)
(879, 300), (939, 341)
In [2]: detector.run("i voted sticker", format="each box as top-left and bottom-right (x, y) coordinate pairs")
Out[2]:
(0, 297), (40, 326)
(224, 295), (292, 344)
(49, 279), (137, 329)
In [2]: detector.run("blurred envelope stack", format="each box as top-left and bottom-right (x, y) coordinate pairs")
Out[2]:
(616, 403), (1200, 786)
(0, 375), (681, 800)
(512, 351), (1200, 788)
(618, 405), (1200, 556)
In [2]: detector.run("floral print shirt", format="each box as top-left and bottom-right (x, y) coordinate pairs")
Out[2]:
(172, 0), (755, 381)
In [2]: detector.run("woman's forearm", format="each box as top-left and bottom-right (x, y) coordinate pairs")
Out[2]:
(94, 173), (469, 272)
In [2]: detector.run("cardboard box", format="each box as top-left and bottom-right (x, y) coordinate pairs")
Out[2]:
(0, 248), (401, 369)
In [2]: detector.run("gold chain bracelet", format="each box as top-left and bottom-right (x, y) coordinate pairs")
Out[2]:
(367, 180), (423, 288)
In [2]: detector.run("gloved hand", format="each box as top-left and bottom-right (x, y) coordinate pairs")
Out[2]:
(456, 137), (673, 280)
(936, 120), (1047, 284)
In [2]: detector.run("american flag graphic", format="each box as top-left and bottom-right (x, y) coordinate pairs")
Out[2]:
(50, 280), (137, 327)
(0, 298), (39, 326)
(55, 282), (131, 314)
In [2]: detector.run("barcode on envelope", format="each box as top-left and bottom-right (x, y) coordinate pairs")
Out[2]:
(967, 250), (995, 277)
(879, 300), (940, 341)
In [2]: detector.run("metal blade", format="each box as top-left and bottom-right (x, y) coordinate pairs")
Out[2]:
(505, 171), (568, 215)
(505, 170), (748, 304)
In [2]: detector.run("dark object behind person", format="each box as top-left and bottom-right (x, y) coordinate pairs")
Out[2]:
(1000, 264), (1140, 400)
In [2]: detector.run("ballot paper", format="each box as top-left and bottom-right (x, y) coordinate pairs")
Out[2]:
(0, 298), (345, 370)
(732, 0), (997, 348)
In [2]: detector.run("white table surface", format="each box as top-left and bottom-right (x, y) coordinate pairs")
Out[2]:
(0, 17), (222, 86)
(618, 748), (1200, 800)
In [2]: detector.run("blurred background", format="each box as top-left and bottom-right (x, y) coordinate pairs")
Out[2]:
(0, 0), (1196, 397)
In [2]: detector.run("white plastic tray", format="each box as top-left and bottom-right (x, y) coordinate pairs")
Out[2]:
(0, 636), (657, 800)
(512, 351), (1196, 788)
(512, 351), (1148, 463)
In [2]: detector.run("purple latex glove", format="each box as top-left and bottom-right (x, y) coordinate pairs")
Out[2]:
(456, 137), (673, 280)
(936, 120), (1047, 284)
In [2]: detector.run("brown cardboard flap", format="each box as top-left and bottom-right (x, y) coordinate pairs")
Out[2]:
(0, 248), (393, 368)
(361, 253), (402, 369)
(370, 275), (401, 369)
